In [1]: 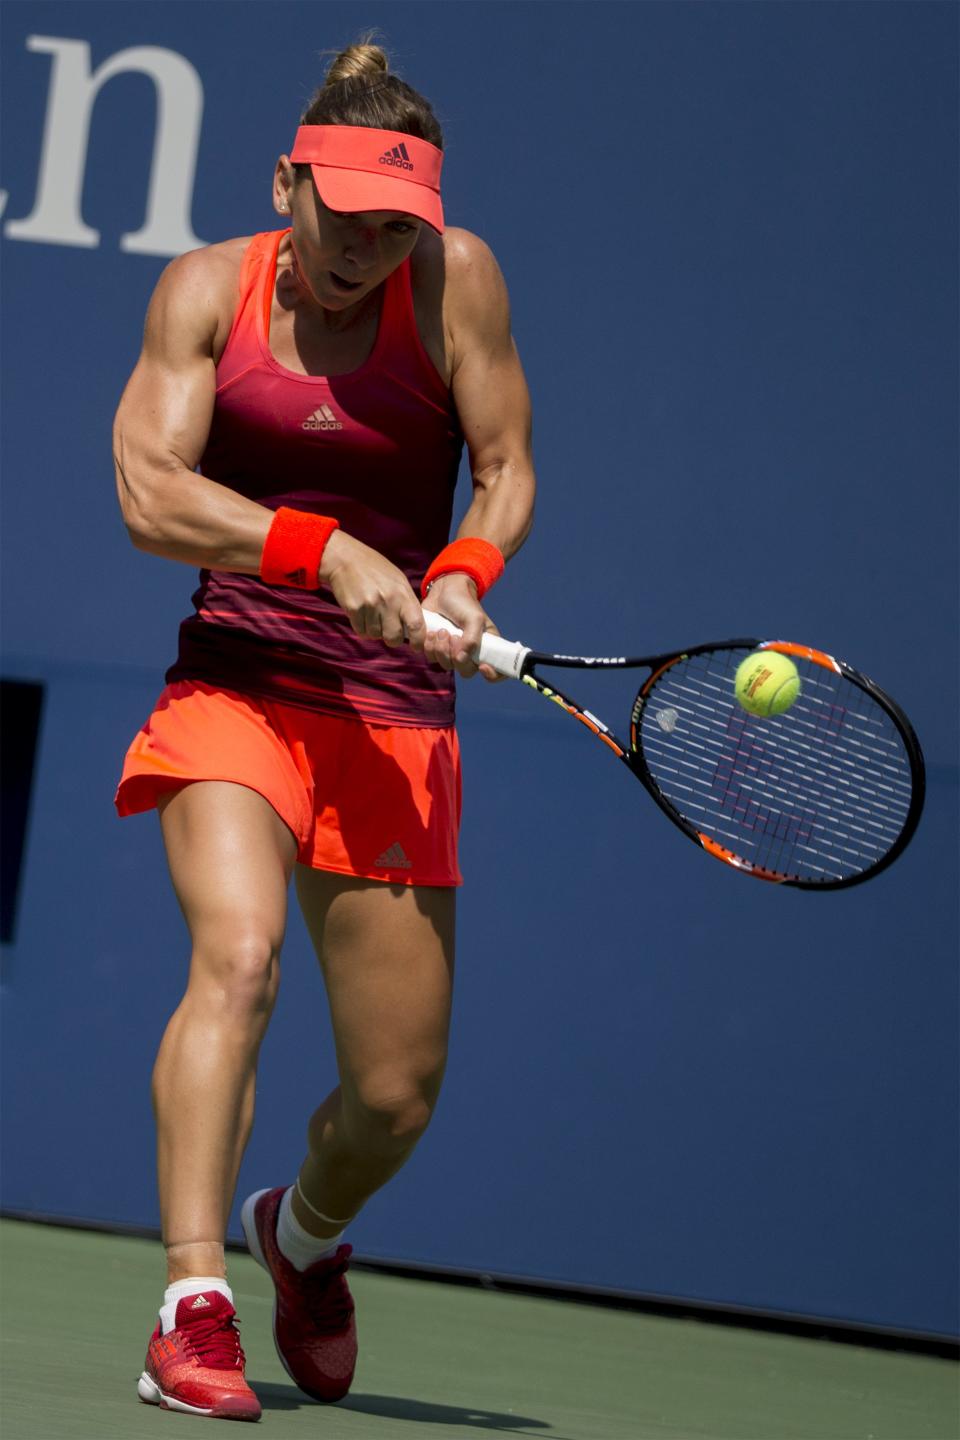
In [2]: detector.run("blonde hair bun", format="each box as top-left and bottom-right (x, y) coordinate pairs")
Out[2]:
(325, 41), (389, 88)
(300, 38), (442, 150)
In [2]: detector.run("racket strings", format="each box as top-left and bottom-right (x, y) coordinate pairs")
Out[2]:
(638, 650), (914, 882)
(661, 689), (910, 834)
(662, 670), (911, 791)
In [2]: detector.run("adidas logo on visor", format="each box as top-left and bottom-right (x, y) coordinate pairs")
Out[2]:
(379, 142), (414, 171)
(302, 404), (342, 431)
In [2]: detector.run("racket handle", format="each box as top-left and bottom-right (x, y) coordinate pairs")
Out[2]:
(422, 610), (530, 679)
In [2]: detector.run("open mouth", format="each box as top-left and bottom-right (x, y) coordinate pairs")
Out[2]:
(329, 271), (363, 294)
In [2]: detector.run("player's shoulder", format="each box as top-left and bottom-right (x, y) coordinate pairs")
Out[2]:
(412, 226), (504, 290)
(144, 236), (255, 354)
(411, 227), (508, 339)
(152, 236), (250, 309)
(442, 228), (510, 344)
(441, 227), (505, 292)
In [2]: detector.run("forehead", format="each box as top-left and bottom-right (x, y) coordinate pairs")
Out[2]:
(337, 208), (420, 225)
(302, 179), (418, 227)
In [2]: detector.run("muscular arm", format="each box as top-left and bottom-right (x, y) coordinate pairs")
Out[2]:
(113, 247), (425, 646)
(113, 246), (272, 572)
(424, 231), (536, 674)
(448, 232), (535, 558)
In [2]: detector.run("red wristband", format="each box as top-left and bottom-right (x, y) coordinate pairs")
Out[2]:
(260, 507), (339, 589)
(421, 538), (505, 600)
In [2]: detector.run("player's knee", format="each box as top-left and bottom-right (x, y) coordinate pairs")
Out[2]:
(346, 1071), (443, 1154)
(191, 930), (281, 1025)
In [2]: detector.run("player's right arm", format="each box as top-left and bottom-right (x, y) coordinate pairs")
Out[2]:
(113, 245), (271, 573)
(112, 247), (424, 645)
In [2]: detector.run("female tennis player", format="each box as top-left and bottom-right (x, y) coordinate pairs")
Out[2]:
(113, 41), (534, 1422)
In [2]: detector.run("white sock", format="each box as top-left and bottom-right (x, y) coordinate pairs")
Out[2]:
(160, 1276), (233, 1335)
(276, 1185), (345, 1272)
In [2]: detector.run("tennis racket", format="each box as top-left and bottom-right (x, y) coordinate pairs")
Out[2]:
(424, 612), (924, 889)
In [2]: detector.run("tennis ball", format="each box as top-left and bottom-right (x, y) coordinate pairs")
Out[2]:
(735, 651), (801, 717)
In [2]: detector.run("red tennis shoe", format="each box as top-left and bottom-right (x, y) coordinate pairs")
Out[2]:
(241, 1186), (357, 1402)
(137, 1290), (261, 1421)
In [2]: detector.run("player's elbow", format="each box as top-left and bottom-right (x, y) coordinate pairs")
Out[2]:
(114, 460), (165, 552)
(122, 497), (169, 555)
(124, 514), (162, 553)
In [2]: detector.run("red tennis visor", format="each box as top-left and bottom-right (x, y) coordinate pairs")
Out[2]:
(290, 125), (444, 233)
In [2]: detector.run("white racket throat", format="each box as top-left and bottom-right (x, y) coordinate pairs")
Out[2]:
(422, 610), (530, 679)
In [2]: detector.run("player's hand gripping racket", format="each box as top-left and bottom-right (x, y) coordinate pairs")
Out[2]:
(424, 613), (924, 888)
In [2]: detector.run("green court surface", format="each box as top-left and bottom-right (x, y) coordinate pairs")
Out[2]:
(0, 1220), (956, 1440)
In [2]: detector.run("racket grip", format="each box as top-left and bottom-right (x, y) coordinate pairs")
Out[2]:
(422, 610), (529, 679)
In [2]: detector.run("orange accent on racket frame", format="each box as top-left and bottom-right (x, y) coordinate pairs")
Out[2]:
(758, 641), (841, 673)
(698, 833), (788, 883)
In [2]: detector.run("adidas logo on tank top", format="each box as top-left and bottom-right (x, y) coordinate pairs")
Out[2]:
(302, 404), (343, 431)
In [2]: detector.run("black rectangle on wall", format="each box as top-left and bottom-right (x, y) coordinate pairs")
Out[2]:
(1, 680), (45, 944)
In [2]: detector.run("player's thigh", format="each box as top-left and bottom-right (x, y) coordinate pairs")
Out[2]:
(159, 781), (297, 973)
(294, 869), (455, 1097)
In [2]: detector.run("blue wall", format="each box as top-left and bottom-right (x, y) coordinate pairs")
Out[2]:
(2, 1), (957, 1337)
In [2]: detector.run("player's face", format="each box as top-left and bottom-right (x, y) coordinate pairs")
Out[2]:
(287, 172), (422, 310)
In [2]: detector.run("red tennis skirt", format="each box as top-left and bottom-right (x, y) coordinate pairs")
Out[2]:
(115, 681), (462, 886)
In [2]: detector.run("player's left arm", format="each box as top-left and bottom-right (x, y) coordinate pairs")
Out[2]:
(425, 229), (536, 678)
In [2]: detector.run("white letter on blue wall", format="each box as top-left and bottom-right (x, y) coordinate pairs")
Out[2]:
(3, 35), (205, 256)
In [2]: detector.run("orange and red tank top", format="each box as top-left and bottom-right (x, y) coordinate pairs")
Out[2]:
(166, 228), (463, 726)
